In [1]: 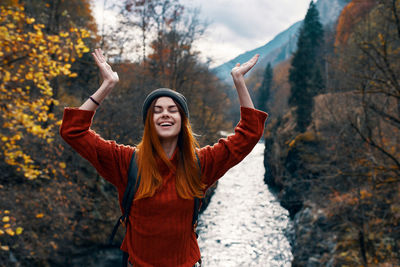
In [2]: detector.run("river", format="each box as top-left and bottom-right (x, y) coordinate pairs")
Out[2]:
(196, 143), (293, 267)
(70, 143), (292, 267)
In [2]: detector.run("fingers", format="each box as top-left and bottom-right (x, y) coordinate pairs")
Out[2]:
(92, 48), (106, 66)
(247, 54), (259, 66)
(232, 54), (260, 77)
(244, 54), (259, 70)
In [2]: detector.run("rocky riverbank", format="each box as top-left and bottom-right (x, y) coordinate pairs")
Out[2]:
(263, 93), (400, 266)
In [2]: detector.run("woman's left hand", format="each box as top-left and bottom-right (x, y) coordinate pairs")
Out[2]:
(231, 54), (259, 80)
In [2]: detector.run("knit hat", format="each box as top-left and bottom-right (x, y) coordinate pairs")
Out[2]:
(142, 88), (189, 124)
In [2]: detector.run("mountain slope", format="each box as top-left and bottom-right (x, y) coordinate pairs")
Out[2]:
(213, 0), (350, 83)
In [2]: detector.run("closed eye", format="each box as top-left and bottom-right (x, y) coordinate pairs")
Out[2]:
(169, 106), (178, 112)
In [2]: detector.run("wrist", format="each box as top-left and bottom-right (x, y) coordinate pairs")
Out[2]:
(102, 79), (117, 88)
(231, 72), (244, 81)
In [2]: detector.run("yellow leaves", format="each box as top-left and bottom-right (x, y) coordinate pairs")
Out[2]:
(15, 227), (23, 235)
(33, 24), (45, 31)
(1, 3), (90, 181)
(81, 29), (90, 38)
(24, 169), (41, 180)
(26, 17), (35, 24)
(59, 31), (69, 37)
(25, 72), (33, 80)
(0, 211), (23, 236)
(5, 228), (15, 236)
(59, 162), (66, 169)
(3, 71), (11, 82)
(6, 23), (15, 29)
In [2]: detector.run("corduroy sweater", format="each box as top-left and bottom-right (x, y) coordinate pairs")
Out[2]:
(59, 106), (267, 267)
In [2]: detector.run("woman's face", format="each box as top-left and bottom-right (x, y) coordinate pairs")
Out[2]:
(153, 97), (182, 142)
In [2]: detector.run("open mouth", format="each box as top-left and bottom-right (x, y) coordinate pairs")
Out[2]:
(159, 122), (174, 127)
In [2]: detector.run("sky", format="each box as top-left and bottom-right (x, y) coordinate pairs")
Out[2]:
(91, 0), (312, 67)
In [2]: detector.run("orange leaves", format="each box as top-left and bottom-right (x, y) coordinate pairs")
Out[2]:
(330, 187), (374, 206)
(335, 0), (376, 46)
(0, 245), (10, 251)
(330, 190), (359, 205)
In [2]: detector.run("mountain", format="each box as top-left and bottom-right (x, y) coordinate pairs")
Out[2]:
(212, 0), (351, 83)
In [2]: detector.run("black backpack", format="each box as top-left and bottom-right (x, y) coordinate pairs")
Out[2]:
(108, 151), (202, 266)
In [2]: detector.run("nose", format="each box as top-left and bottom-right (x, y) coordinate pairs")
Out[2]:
(161, 109), (170, 117)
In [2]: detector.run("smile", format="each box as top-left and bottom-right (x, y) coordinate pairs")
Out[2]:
(159, 122), (174, 127)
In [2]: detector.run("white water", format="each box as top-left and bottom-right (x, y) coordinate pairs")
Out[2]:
(197, 143), (293, 267)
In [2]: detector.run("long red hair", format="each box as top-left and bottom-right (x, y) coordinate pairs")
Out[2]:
(135, 99), (205, 200)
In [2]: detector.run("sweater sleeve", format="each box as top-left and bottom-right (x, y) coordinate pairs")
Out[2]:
(198, 107), (268, 189)
(59, 107), (134, 190)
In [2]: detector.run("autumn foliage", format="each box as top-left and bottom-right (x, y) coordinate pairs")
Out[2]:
(0, 0), (230, 265)
(0, 0), (92, 256)
(335, 0), (376, 46)
(264, 0), (400, 265)
(0, 2), (90, 180)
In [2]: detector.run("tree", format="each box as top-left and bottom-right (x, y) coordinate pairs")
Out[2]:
(93, 0), (230, 147)
(256, 62), (273, 111)
(0, 2), (90, 180)
(288, 1), (324, 132)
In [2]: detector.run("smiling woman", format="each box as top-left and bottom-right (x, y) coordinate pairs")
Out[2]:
(59, 48), (268, 267)
(152, 97), (182, 148)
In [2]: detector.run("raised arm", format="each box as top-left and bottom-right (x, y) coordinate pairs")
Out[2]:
(79, 48), (119, 111)
(230, 54), (259, 109)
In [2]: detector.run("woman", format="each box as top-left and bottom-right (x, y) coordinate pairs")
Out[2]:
(60, 48), (268, 267)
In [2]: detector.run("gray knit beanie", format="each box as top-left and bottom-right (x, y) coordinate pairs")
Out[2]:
(142, 88), (189, 124)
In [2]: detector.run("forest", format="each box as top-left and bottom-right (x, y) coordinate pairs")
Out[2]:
(260, 0), (400, 266)
(0, 0), (399, 266)
(0, 0), (230, 265)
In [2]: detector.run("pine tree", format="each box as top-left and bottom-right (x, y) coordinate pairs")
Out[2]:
(289, 1), (324, 132)
(257, 62), (273, 111)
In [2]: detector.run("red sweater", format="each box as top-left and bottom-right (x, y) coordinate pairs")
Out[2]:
(59, 106), (267, 267)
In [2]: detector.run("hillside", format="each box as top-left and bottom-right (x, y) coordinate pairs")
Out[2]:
(263, 0), (400, 265)
(212, 0), (350, 84)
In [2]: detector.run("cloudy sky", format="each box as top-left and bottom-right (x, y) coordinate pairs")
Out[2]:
(91, 0), (312, 67)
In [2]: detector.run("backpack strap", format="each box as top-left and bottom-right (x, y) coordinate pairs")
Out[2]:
(108, 150), (140, 245)
(192, 152), (202, 234)
(109, 150), (201, 245)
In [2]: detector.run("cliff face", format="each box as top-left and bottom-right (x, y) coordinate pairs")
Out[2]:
(263, 0), (400, 264)
(264, 91), (356, 264)
(263, 91), (397, 265)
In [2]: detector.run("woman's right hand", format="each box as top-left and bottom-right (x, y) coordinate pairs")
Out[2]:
(92, 48), (119, 86)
